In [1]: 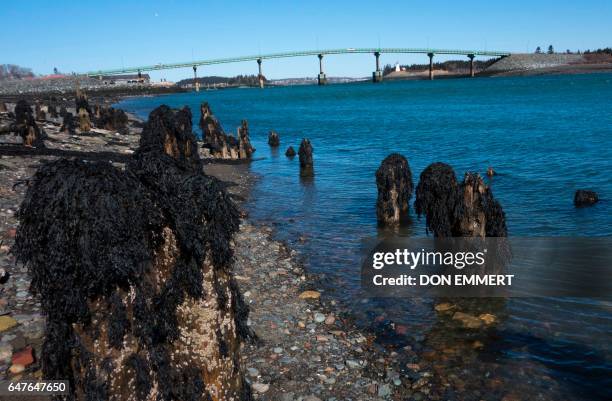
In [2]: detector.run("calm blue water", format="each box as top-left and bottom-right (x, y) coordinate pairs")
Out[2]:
(117, 74), (612, 400)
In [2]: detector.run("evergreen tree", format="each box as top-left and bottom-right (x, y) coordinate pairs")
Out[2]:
(547, 45), (554, 54)
(535, 46), (542, 54)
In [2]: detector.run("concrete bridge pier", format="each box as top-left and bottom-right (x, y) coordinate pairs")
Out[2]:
(468, 54), (475, 77)
(317, 54), (327, 85)
(372, 51), (383, 83)
(257, 58), (264, 88)
(427, 53), (434, 80)
(192, 65), (200, 92)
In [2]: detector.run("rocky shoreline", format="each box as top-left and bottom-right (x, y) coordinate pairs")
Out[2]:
(0, 98), (414, 400)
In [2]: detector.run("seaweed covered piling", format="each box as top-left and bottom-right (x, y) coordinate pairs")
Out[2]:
(93, 104), (129, 134)
(298, 138), (314, 177)
(12, 100), (45, 147)
(237, 119), (255, 159)
(415, 163), (507, 237)
(268, 130), (280, 147)
(376, 153), (413, 226)
(60, 111), (76, 135)
(13, 104), (252, 401)
(574, 189), (599, 207)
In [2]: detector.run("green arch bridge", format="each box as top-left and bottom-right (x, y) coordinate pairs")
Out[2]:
(86, 47), (511, 86)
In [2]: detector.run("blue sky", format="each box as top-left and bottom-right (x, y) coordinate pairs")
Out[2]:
(1, 0), (610, 81)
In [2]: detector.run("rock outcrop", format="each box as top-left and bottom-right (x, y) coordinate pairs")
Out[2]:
(298, 139), (314, 177)
(415, 163), (507, 237)
(13, 105), (252, 400)
(375, 153), (413, 225)
(268, 130), (280, 147)
(574, 189), (599, 207)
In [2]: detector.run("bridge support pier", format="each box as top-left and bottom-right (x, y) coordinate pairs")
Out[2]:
(192, 65), (200, 92)
(427, 53), (434, 80)
(317, 54), (327, 85)
(257, 58), (264, 88)
(468, 54), (475, 77)
(372, 51), (383, 83)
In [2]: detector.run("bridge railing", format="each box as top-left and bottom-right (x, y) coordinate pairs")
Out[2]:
(85, 47), (511, 76)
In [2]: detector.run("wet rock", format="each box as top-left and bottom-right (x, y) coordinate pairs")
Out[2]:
(324, 314), (335, 325)
(313, 313), (326, 323)
(299, 290), (320, 300)
(375, 153), (413, 226)
(479, 313), (497, 325)
(574, 190), (598, 207)
(487, 166), (496, 177)
(452, 312), (483, 329)
(11, 346), (34, 367)
(378, 383), (392, 397)
(0, 316), (18, 332)
(268, 130), (280, 147)
(298, 138), (314, 177)
(252, 382), (270, 393)
(285, 146), (296, 158)
(9, 363), (25, 374)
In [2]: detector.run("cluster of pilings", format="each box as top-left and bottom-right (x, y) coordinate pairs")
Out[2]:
(375, 154), (507, 237)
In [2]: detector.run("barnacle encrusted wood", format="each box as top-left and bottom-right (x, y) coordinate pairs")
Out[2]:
(13, 105), (252, 401)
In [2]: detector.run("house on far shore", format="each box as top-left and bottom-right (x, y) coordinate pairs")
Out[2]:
(99, 73), (151, 85)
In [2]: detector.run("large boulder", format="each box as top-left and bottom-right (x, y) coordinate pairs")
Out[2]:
(298, 139), (314, 177)
(375, 153), (413, 226)
(13, 105), (252, 401)
(574, 189), (599, 207)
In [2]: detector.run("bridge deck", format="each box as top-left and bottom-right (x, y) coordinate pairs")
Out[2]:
(86, 47), (511, 76)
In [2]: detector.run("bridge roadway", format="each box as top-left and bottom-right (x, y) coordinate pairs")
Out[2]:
(85, 47), (511, 88)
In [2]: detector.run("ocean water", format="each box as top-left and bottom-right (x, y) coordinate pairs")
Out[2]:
(116, 74), (612, 400)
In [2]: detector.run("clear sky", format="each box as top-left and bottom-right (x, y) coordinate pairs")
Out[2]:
(1, 0), (610, 81)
